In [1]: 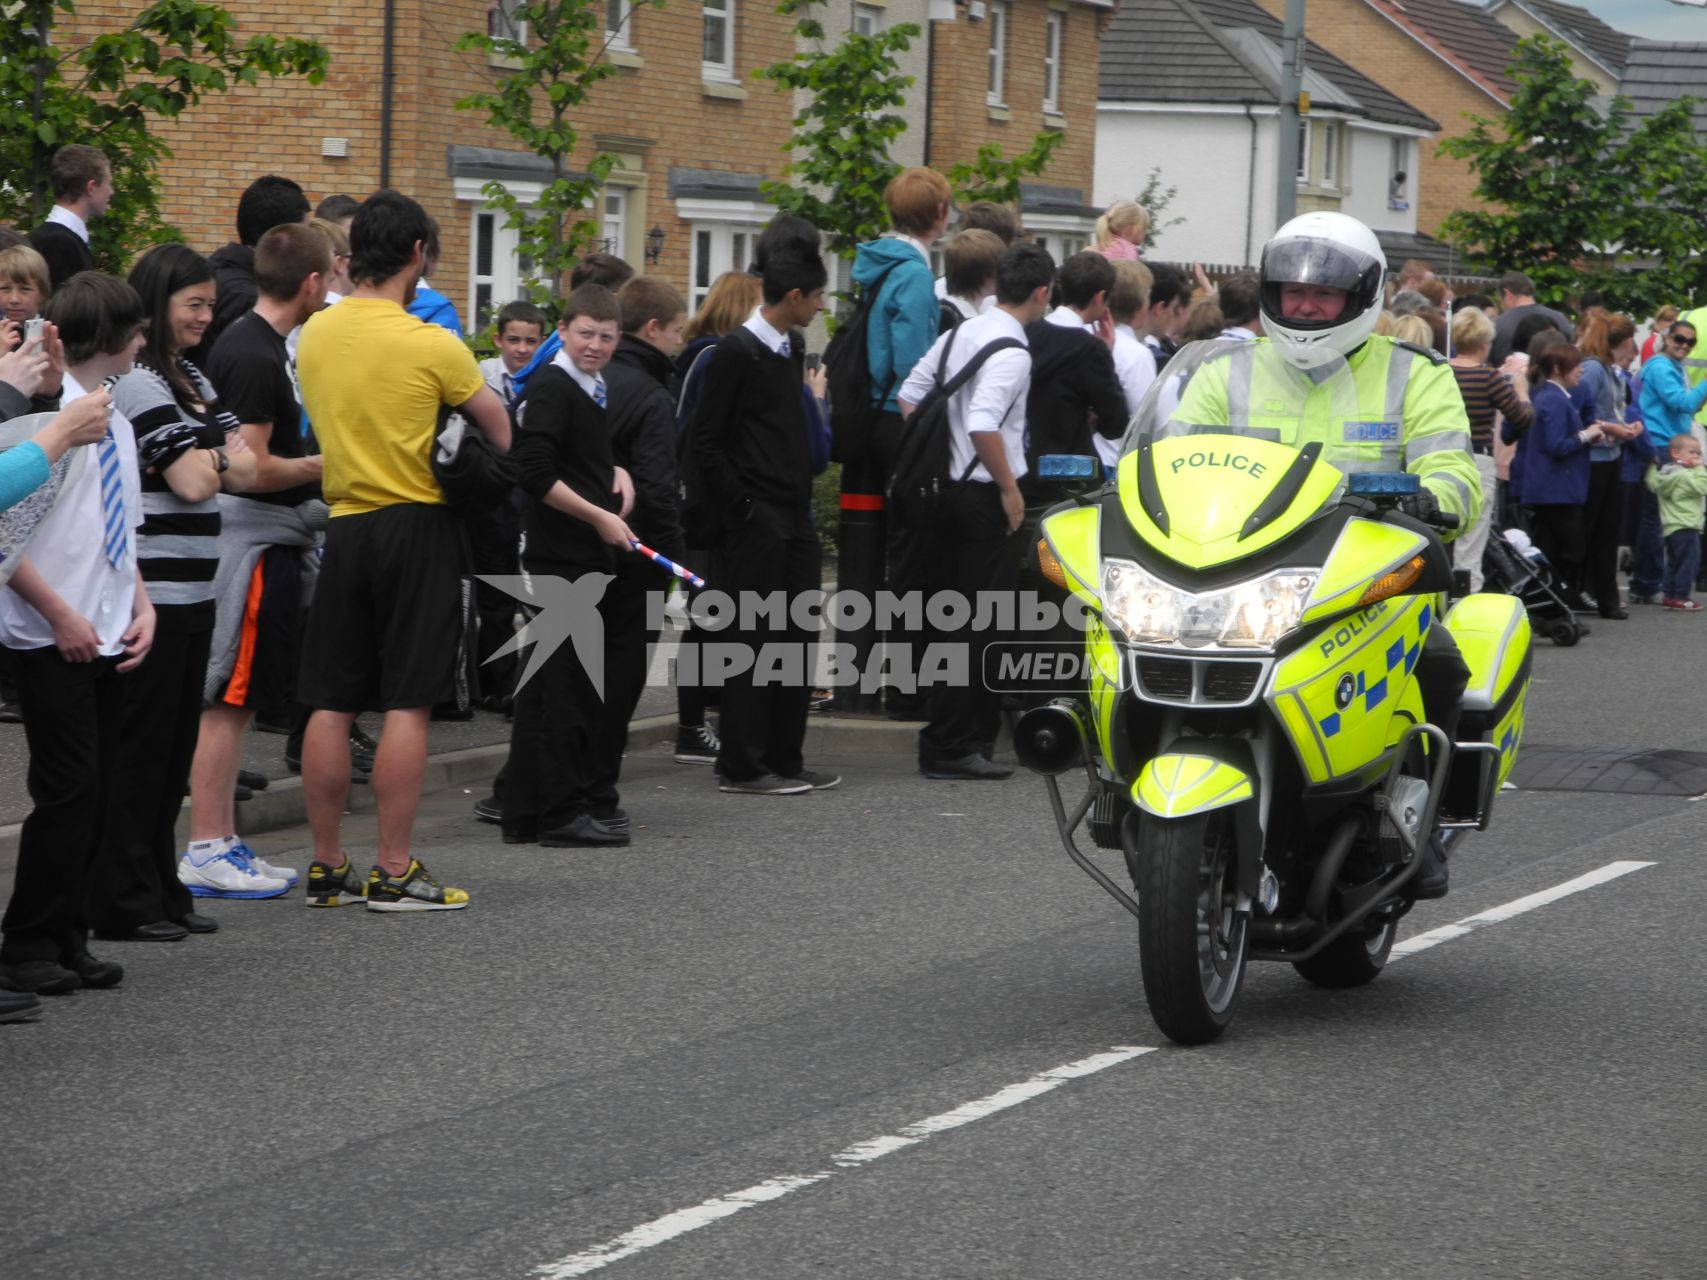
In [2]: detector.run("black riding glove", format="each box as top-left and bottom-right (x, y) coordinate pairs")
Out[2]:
(1396, 487), (1441, 525)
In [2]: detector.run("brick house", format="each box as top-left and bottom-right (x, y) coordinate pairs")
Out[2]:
(55, 0), (1110, 331)
(1096, 0), (1439, 269)
(1484, 0), (1630, 93)
(1242, 0), (1527, 239)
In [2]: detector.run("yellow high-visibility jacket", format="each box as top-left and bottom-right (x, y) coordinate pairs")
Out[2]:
(1163, 336), (1481, 537)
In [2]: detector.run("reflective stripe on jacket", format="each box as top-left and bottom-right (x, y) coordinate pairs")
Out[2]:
(1162, 336), (1481, 536)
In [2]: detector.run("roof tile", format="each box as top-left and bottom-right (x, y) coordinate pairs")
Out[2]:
(1368, 0), (1522, 100)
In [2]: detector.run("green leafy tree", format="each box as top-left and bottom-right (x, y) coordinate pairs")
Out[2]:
(945, 134), (1062, 208)
(760, 2), (1061, 262)
(1612, 97), (1707, 312)
(1437, 36), (1626, 308)
(0, 0), (329, 270)
(457, 0), (652, 305)
(1439, 34), (1707, 314)
(757, 2), (920, 260)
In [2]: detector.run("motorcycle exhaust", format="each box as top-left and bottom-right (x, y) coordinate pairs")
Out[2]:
(1014, 700), (1090, 776)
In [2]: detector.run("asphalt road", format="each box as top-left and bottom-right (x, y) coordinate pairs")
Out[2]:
(3, 604), (1705, 1280)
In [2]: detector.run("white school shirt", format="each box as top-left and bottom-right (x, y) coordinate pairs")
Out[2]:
(0, 371), (142, 653)
(935, 278), (998, 316)
(742, 306), (790, 356)
(897, 307), (1031, 486)
(1104, 324), (1159, 468)
(479, 355), (515, 405)
(551, 348), (606, 402)
(44, 204), (90, 244)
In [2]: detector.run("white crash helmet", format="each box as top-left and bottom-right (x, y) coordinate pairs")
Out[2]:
(1259, 212), (1387, 369)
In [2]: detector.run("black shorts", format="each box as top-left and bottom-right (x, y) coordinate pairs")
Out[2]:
(297, 504), (466, 713)
(211, 544), (303, 715)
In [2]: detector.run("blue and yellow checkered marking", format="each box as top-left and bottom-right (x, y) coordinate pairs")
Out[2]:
(1319, 602), (1432, 738)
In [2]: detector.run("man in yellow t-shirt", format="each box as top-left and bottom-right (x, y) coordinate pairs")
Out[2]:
(293, 189), (511, 915)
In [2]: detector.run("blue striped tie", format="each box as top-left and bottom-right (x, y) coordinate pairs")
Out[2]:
(98, 431), (127, 569)
(592, 378), (607, 408)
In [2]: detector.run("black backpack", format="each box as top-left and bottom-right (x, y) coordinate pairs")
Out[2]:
(887, 330), (1025, 531)
(822, 258), (904, 464)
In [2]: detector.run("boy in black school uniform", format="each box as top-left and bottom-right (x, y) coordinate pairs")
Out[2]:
(1023, 250), (1129, 489)
(501, 285), (638, 847)
(687, 218), (840, 796)
(587, 276), (689, 821)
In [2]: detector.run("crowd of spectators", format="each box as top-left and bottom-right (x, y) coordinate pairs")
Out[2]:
(2, 148), (1704, 1026)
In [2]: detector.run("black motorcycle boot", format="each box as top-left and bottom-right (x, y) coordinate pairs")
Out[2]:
(1412, 834), (1449, 900)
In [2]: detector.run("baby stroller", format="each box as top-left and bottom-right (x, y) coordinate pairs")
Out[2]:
(1482, 527), (1585, 647)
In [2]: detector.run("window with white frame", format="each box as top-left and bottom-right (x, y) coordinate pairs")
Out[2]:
(1032, 230), (1089, 262)
(488, 0), (528, 46)
(606, 0), (634, 49)
(1043, 11), (1063, 115)
(987, 1), (1008, 106)
(470, 208), (530, 331)
(1295, 118), (1311, 184)
(601, 189), (627, 259)
(1389, 137), (1411, 209)
(1320, 122), (1340, 189)
(703, 0), (734, 80)
(852, 2), (883, 35)
(689, 222), (762, 311)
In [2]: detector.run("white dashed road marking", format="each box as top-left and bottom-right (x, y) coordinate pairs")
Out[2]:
(532, 859), (1655, 1277)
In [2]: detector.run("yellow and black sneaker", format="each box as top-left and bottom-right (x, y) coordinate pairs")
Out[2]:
(304, 856), (368, 908)
(365, 859), (470, 913)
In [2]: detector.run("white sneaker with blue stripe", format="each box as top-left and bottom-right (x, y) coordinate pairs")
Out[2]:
(232, 842), (299, 887)
(177, 845), (291, 899)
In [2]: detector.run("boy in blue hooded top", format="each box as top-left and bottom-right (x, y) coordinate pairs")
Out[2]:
(851, 168), (954, 419)
(843, 168), (953, 716)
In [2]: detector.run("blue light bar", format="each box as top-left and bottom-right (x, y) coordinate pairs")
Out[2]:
(1038, 454), (1101, 480)
(1347, 472), (1420, 496)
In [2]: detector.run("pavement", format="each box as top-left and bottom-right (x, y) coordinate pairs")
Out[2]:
(0, 617), (907, 872)
(2, 597), (1706, 1279)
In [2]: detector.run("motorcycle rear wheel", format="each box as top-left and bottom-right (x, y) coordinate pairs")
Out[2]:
(1134, 811), (1249, 1045)
(1292, 914), (1398, 988)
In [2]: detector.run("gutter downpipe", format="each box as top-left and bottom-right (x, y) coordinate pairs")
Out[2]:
(380, 0), (397, 190)
(1244, 103), (1258, 268)
(922, 18), (934, 167)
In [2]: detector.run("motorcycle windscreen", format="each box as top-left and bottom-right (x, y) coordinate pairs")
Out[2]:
(1114, 340), (1352, 570)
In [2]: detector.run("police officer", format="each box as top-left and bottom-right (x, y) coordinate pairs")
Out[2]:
(1166, 211), (1478, 898)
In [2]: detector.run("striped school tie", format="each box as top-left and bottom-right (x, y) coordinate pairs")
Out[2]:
(592, 377), (607, 408)
(98, 431), (127, 569)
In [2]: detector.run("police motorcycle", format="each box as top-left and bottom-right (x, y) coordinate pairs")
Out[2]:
(1016, 339), (1532, 1045)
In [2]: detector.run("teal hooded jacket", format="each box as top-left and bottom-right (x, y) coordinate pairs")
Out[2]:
(851, 237), (938, 416)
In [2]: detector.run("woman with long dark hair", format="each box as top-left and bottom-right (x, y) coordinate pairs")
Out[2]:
(90, 243), (269, 943)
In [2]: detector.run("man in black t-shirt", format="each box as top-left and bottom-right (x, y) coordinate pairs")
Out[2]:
(183, 224), (330, 887)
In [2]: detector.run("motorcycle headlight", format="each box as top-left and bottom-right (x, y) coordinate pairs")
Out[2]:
(1102, 559), (1318, 651)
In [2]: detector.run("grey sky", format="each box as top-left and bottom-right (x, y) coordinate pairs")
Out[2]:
(1570, 0), (1707, 41)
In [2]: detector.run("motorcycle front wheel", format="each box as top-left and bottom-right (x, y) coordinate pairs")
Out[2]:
(1133, 810), (1249, 1045)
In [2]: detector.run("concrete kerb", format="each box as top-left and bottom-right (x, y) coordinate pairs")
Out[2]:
(0, 713), (922, 878)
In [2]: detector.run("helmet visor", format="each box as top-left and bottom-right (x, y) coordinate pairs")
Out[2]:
(1260, 236), (1384, 332)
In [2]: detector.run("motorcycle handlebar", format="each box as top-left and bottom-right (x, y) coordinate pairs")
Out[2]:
(1423, 511), (1461, 532)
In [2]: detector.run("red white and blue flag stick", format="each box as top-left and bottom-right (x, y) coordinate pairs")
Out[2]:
(630, 540), (705, 589)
